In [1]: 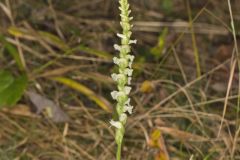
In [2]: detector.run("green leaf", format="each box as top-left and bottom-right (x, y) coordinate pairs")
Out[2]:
(150, 28), (168, 59)
(0, 74), (28, 107)
(0, 70), (14, 92)
(0, 34), (24, 70)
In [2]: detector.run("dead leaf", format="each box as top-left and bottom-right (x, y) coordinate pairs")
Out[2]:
(148, 129), (170, 160)
(140, 80), (154, 93)
(27, 91), (70, 123)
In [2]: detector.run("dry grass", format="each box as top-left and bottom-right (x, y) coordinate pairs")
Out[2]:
(0, 0), (240, 159)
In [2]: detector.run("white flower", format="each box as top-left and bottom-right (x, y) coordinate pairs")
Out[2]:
(127, 55), (134, 68)
(129, 39), (137, 44)
(110, 120), (122, 129)
(119, 113), (127, 122)
(111, 91), (125, 100)
(114, 44), (121, 51)
(111, 87), (131, 100)
(125, 98), (130, 105)
(127, 55), (134, 62)
(120, 14), (128, 20)
(117, 33), (127, 39)
(128, 62), (132, 68)
(124, 104), (133, 114)
(128, 77), (131, 85)
(113, 57), (128, 67)
(123, 98), (133, 114)
(124, 68), (133, 76)
(113, 57), (119, 65)
(118, 7), (123, 12)
(111, 91), (119, 100)
(111, 73), (125, 82)
(128, 10), (131, 15)
(124, 86), (131, 95)
(114, 44), (130, 53)
(111, 73), (118, 81)
(117, 33), (128, 44)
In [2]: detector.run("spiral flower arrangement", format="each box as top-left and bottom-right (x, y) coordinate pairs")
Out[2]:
(110, 0), (136, 159)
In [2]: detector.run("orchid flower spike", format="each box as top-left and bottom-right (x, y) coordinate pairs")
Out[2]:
(110, 0), (136, 159)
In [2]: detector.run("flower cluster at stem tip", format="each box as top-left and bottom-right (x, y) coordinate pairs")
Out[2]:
(110, 0), (136, 145)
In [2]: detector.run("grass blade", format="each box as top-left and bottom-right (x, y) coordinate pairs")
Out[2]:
(51, 77), (112, 112)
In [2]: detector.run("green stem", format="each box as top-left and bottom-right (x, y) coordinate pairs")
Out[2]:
(117, 142), (122, 160)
